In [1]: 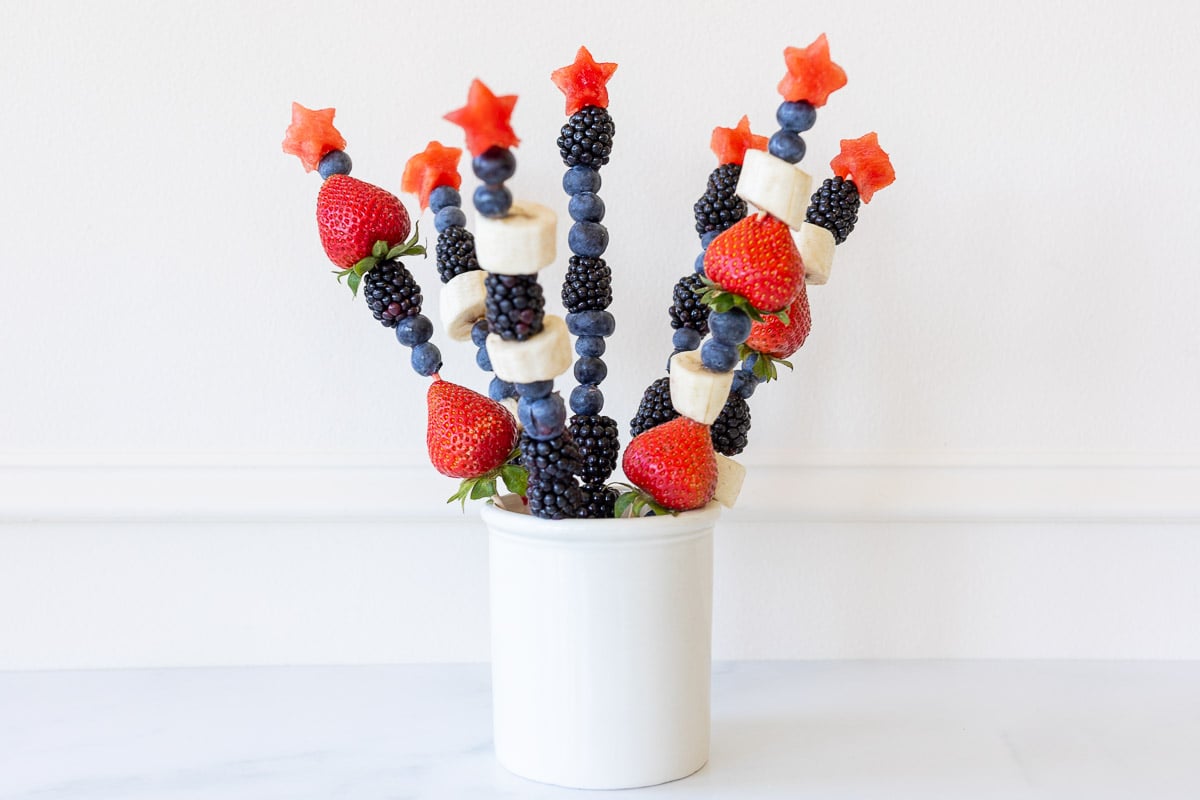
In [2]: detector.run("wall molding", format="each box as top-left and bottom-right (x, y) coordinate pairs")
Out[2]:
(3, 454), (1198, 524)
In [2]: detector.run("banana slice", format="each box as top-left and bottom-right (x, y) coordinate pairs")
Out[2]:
(439, 269), (487, 341)
(736, 149), (813, 230)
(798, 222), (835, 286)
(713, 453), (746, 508)
(474, 201), (557, 275)
(669, 350), (734, 425)
(487, 314), (573, 384)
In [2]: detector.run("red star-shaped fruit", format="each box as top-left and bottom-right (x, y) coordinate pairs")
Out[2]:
(444, 79), (520, 157)
(550, 46), (618, 116)
(830, 132), (895, 203)
(281, 102), (346, 172)
(777, 34), (847, 107)
(710, 116), (768, 166)
(401, 141), (463, 211)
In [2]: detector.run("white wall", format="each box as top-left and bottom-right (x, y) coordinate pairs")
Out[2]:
(2, 0), (1198, 668)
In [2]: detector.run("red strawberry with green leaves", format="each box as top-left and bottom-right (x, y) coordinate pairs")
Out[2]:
(743, 285), (812, 380)
(317, 175), (424, 295)
(427, 379), (524, 505)
(318, 174), (412, 267)
(620, 416), (717, 512)
(700, 213), (803, 317)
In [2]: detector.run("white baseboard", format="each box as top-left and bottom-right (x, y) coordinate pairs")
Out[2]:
(2, 454), (1198, 523)
(3, 455), (1199, 669)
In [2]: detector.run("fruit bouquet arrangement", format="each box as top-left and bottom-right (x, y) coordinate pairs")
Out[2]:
(282, 35), (894, 520)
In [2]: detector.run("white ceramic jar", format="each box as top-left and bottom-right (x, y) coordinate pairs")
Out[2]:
(481, 496), (720, 790)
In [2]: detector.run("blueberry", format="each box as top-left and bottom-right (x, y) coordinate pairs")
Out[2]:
(700, 340), (739, 372)
(694, 252), (706, 274)
(700, 230), (720, 249)
(742, 355), (767, 384)
(732, 371), (757, 399)
(570, 384), (604, 415)
(411, 342), (442, 376)
(317, 150), (352, 179)
(574, 356), (607, 385)
(568, 192), (605, 223)
(516, 380), (554, 399)
(562, 165), (601, 195)
(575, 335), (606, 357)
(428, 185), (461, 214)
(470, 319), (490, 347)
(434, 206), (467, 233)
(565, 310), (616, 337)
(394, 314), (434, 347)
(776, 100), (817, 133)
(475, 345), (492, 371)
(673, 328), (701, 351)
(489, 377), (515, 402)
(569, 221), (609, 257)
(768, 130), (806, 164)
(473, 184), (512, 218)
(518, 393), (567, 441)
(472, 146), (517, 184)
(708, 308), (752, 345)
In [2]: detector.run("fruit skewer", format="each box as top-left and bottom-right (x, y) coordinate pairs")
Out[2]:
(621, 118), (770, 517)
(445, 80), (585, 520)
(283, 104), (523, 505)
(621, 34), (890, 513)
(552, 47), (621, 519)
(400, 142), (516, 412)
(630, 117), (770, 444)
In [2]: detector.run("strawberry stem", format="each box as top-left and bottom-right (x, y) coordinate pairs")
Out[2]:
(610, 482), (675, 518)
(694, 276), (789, 323)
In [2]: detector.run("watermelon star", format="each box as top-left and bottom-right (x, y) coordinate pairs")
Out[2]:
(830, 132), (895, 203)
(551, 46), (618, 116)
(710, 115), (768, 166)
(777, 34), (847, 107)
(444, 79), (520, 157)
(282, 102), (347, 173)
(402, 141), (463, 211)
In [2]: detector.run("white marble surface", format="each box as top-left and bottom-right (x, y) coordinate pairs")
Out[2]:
(1, 661), (1198, 799)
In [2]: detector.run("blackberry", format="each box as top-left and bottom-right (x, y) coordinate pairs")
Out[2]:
(363, 260), (422, 328)
(485, 274), (545, 341)
(561, 255), (612, 313)
(693, 163), (747, 237)
(806, 176), (860, 244)
(435, 225), (480, 283)
(569, 414), (620, 486)
(578, 482), (618, 519)
(710, 394), (751, 456)
(557, 105), (615, 169)
(629, 377), (680, 438)
(521, 432), (584, 520)
(669, 274), (710, 335)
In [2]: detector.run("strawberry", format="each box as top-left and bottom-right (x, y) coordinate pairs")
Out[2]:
(702, 213), (803, 314)
(746, 283), (812, 359)
(427, 379), (519, 480)
(621, 416), (718, 512)
(317, 174), (411, 269)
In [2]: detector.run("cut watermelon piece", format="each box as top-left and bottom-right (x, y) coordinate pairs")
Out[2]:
(444, 79), (520, 157)
(830, 132), (895, 203)
(401, 141), (463, 211)
(281, 102), (346, 172)
(710, 116), (768, 166)
(550, 46), (618, 116)
(777, 34), (847, 107)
